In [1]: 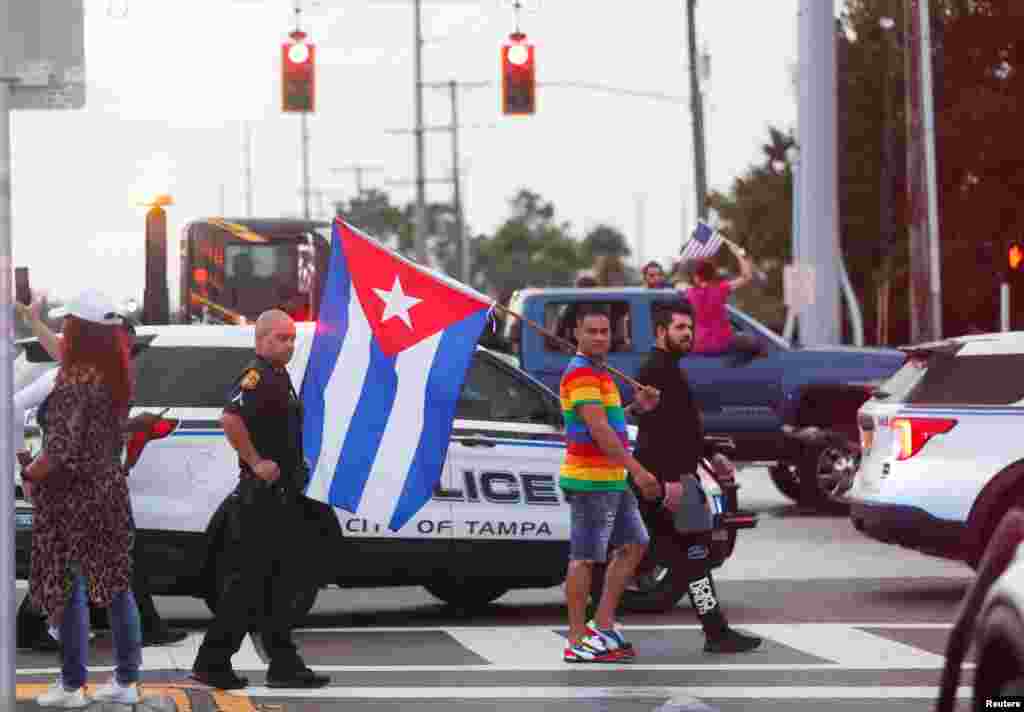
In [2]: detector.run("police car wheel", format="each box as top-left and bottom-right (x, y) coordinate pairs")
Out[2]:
(423, 579), (510, 609)
(769, 463), (802, 503)
(794, 445), (855, 513)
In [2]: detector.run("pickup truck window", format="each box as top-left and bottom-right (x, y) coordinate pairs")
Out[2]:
(459, 357), (553, 423)
(543, 300), (633, 353)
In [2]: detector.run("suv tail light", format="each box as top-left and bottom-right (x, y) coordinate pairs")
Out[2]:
(125, 418), (179, 467)
(890, 417), (956, 461)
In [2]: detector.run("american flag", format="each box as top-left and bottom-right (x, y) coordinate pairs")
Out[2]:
(679, 221), (724, 261)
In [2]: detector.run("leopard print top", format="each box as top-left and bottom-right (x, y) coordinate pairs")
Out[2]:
(29, 365), (134, 625)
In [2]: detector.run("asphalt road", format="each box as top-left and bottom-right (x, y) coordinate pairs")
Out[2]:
(14, 467), (978, 711)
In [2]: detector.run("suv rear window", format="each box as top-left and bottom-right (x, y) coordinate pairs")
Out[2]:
(904, 352), (1024, 406)
(133, 346), (255, 407)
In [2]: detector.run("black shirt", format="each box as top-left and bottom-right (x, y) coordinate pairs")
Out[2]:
(223, 356), (303, 484)
(632, 347), (704, 482)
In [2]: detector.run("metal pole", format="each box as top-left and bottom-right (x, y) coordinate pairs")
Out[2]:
(783, 154), (800, 345)
(686, 0), (708, 220)
(0, 74), (16, 711)
(796, 0), (842, 345)
(448, 81), (467, 282)
(243, 121), (253, 216)
(1001, 282), (1010, 332)
(300, 111), (311, 220)
(919, 0), (943, 339)
(413, 0), (429, 263)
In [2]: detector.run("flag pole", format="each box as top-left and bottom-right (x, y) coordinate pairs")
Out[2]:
(489, 301), (650, 393)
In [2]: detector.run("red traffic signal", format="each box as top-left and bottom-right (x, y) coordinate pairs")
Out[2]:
(1010, 242), (1024, 271)
(282, 31), (315, 113)
(502, 32), (535, 116)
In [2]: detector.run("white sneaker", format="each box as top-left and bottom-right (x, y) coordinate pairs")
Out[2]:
(93, 677), (139, 704)
(35, 681), (90, 708)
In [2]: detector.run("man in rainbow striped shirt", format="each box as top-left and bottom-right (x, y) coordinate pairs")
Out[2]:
(560, 304), (665, 663)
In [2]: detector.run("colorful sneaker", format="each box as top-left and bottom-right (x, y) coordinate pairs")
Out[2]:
(35, 681), (90, 708)
(93, 677), (140, 704)
(563, 634), (618, 663)
(586, 619), (635, 659)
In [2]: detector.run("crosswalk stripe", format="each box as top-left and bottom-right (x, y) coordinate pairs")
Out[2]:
(743, 624), (948, 668)
(446, 628), (570, 666)
(236, 685), (972, 700)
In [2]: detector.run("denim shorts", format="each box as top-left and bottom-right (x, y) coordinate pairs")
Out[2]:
(565, 488), (650, 563)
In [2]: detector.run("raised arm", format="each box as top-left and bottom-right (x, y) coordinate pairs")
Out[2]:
(726, 244), (754, 291)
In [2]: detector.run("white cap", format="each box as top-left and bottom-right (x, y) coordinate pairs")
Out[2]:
(48, 289), (124, 326)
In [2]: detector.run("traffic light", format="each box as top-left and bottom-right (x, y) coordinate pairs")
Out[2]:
(282, 30), (315, 113)
(501, 32), (535, 116)
(1010, 242), (1024, 273)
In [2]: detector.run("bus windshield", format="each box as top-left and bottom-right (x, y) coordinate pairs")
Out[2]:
(182, 218), (330, 325)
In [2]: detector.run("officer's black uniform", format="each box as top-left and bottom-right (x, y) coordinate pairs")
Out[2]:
(193, 355), (326, 688)
(631, 346), (761, 653)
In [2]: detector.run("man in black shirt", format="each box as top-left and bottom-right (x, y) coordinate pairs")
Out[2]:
(191, 309), (329, 690)
(633, 302), (762, 654)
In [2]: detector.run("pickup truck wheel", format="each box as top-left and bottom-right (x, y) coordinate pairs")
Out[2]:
(769, 463), (802, 502)
(796, 444), (857, 512)
(203, 552), (320, 621)
(424, 579), (510, 609)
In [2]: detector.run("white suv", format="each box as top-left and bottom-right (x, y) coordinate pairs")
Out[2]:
(15, 324), (744, 615)
(848, 331), (1024, 568)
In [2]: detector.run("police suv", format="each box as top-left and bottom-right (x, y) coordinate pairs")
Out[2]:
(15, 324), (744, 616)
(848, 331), (1024, 568)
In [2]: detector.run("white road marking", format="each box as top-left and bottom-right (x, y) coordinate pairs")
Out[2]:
(297, 623), (955, 633)
(446, 628), (570, 666)
(231, 634), (267, 671)
(744, 624), (947, 668)
(237, 685), (973, 700)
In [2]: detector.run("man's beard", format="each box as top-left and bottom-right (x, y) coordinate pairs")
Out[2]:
(667, 335), (692, 356)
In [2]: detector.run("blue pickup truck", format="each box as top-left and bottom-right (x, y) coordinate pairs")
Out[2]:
(495, 287), (906, 508)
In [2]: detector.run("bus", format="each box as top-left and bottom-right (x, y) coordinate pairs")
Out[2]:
(179, 217), (331, 325)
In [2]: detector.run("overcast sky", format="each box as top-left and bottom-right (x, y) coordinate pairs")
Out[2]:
(8, 0), (805, 306)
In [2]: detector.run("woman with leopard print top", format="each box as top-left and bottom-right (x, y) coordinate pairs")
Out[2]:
(23, 289), (143, 707)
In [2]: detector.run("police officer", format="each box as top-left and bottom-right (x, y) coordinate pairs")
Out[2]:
(632, 301), (762, 653)
(191, 309), (329, 690)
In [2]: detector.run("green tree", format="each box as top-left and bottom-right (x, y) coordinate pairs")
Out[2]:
(581, 224), (631, 265)
(475, 189), (586, 302)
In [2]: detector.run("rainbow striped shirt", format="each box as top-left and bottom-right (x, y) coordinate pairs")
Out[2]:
(559, 355), (628, 492)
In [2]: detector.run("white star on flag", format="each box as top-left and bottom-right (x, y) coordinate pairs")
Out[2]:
(373, 276), (423, 329)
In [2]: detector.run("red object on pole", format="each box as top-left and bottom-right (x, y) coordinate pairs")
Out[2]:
(501, 32), (535, 115)
(282, 31), (316, 113)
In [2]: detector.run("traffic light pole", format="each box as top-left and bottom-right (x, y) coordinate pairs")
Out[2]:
(412, 0), (428, 264)
(1001, 282), (1010, 332)
(686, 0), (708, 221)
(301, 111), (311, 220)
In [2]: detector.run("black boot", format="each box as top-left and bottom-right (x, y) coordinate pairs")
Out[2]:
(686, 572), (762, 654)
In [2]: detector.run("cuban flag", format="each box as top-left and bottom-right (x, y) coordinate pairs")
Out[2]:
(679, 220), (724, 261)
(301, 220), (493, 531)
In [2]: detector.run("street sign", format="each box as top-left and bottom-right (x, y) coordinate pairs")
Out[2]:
(1, 0), (86, 110)
(784, 263), (816, 310)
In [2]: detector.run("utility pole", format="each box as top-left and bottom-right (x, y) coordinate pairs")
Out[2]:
(905, 0), (942, 341)
(446, 80), (469, 282)
(686, 0), (708, 220)
(243, 121), (253, 216)
(412, 0), (428, 263)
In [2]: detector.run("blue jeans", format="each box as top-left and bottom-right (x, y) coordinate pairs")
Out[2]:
(60, 573), (142, 689)
(565, 489), (649, 562)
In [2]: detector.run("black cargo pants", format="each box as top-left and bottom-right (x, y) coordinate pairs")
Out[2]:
(196, 480), (308, 675)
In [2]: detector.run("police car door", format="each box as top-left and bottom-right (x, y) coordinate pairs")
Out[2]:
(446, 351), (567, 580)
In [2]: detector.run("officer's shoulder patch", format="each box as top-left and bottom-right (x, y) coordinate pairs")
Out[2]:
(240, 368), (261, 390)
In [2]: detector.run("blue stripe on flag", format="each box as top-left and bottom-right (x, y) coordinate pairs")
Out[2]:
(328, 339), (399, 511)
(387, 309), (490, 531)
(302, 228), (352, 475)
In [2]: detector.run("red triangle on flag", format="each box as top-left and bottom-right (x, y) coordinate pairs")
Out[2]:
(341, 224), (490, 357)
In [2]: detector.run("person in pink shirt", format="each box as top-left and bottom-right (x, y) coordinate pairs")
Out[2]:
(683, 242), (763, 365)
